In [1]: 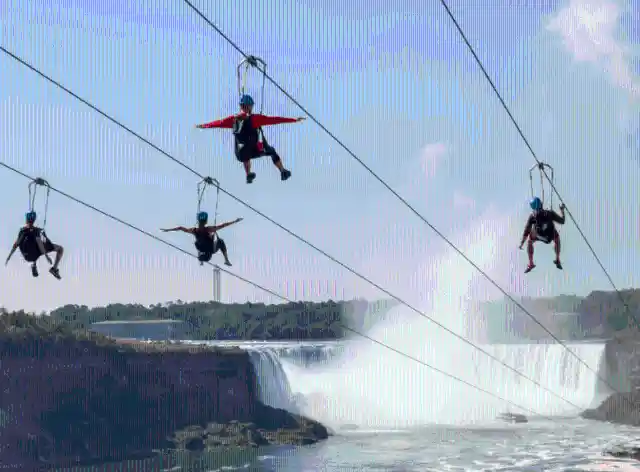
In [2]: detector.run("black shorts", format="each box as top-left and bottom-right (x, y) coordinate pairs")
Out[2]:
(533, 228), (557, 244)
(195, 238), (222, 262)
(235, 143), (277, 163)
(21, 238), (55, 262)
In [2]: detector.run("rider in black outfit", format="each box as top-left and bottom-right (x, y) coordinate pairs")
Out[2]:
(161, 213), (242, 266)
(519, 197), (566, 274)
(5, 211), (64, 279)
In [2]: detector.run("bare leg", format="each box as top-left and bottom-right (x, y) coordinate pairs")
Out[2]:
(523, 232), (537, 273)
(220, 248), (232, 266)
(52, 245), (63, 269)
(216, 239), (232, 266)
(527, 237), (535, 266)
(553, 234), (563, 269)
(47, 245), (63, 279)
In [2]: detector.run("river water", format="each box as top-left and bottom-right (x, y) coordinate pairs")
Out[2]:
(61, 416), (640, 471)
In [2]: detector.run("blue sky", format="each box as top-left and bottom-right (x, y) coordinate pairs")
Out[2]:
(0, 0), (638, 313)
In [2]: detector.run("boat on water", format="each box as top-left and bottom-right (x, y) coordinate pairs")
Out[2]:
(497, 412), (528, 424)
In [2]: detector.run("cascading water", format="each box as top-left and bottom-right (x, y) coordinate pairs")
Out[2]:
(470, 343), (609, 413)
(248, 349), (296, 411)
(243, 343), (343, 412)
(226, 210), (612, 432)
(242, 340), (609, 422)
(250, 210), (611, 431)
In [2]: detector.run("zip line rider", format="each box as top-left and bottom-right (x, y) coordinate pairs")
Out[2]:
(5, 178), (64, 279)
(195, 94), (305, 184)
(519, 197), (566, 274)
(161, 214), (243, 266)
(5, 210), (64, 279)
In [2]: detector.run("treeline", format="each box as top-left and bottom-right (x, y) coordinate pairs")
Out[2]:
(9, 288), (640, 343)
(48, 299), (399, 340)
(577, 289), (640, 334)
(0, 309), (116, 355)
(479, 289), (640, 340)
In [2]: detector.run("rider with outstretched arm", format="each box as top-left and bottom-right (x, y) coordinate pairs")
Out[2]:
(196, 94), (305, 184)
(161, 214), (242, 266)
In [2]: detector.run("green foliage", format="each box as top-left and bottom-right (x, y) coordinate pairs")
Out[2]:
(48, 299), (399, 340)
(578, 289), (640, 334)
(480, 290), (640, 340)
(0, 309), (116, 349)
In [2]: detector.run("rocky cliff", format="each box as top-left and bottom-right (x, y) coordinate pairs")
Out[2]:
(582, 337), (640, 426)
(581, 391), (640, 426)
(0, 335), (328, 470)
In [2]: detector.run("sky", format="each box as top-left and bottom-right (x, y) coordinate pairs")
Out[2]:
(0, 0), (638, 313)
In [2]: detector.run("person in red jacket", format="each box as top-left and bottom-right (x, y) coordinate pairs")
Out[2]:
(196, 94), (306, 184)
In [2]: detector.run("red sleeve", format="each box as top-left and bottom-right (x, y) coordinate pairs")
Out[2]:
(251, 114), (298, 128)
(197, 115), (236, 129)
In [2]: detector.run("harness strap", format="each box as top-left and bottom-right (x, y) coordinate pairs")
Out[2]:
(528, 163), (554, 210)
(28, 178), (51, 229)
(197, 176), (221, 230)
(237, 55), (268, 143)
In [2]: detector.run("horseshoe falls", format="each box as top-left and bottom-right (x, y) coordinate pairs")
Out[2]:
(221, 213), (612, 430)
(235, 339), (608, 430)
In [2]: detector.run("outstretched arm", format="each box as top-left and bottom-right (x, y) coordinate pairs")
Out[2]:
(519, 216), (534, 248)
(209, 218), (243, 233)
(195, 115), (236, 129)
(5, 232), (25, 265)
(251, 114), (306, 128)
(160, 226), (194, 234)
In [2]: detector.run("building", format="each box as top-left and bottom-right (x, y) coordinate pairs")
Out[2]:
(89, 319), (185, 341)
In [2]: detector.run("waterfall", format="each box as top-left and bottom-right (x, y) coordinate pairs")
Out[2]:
(242, 341), (609, 425)
(470, 343), (609, 411)
(241, 342), (342, 412)
(183, 339), (611, 423)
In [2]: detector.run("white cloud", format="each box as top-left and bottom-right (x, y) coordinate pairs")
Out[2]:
(452, 191), (476, 211)
(419, 142), (446, 179)
(547, 0), (640, 97)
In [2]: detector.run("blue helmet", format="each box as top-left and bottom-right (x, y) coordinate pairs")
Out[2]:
(25, 211), (36, 223)
(197, 211), (208, 223)
(239, 94), (254, 106)
(530, 197), (542, 211)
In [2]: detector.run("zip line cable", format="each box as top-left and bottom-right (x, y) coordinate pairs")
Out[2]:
(0, 163), (281, 301)
(0, 47), (594, 407)
(174, 6), (626, 391)
(436, 0), (638, 328)
(0, 161), (555, 420)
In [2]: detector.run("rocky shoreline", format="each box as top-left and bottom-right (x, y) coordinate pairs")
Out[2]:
(581, 391), (640, 463)
(0, 335), (329, 470)
(581, 391), (640, 427)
